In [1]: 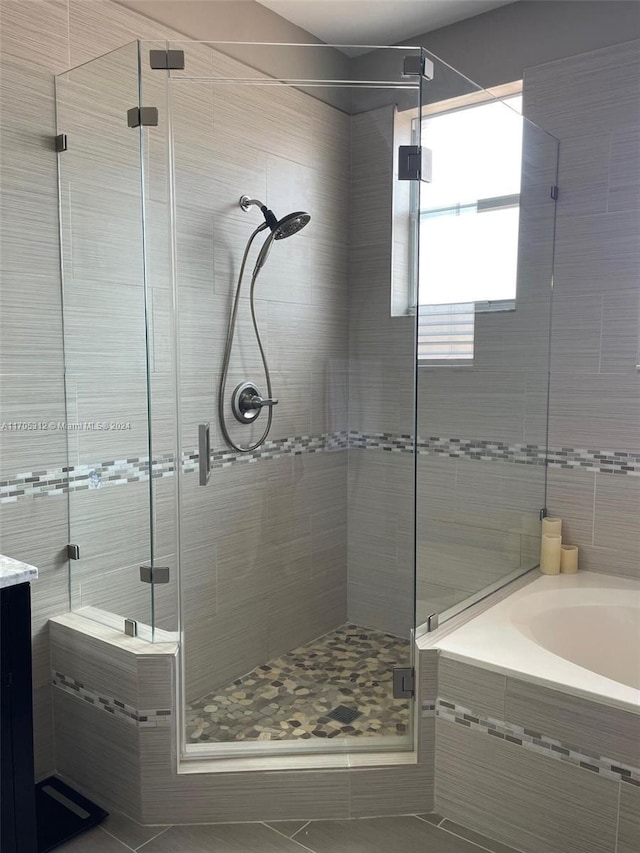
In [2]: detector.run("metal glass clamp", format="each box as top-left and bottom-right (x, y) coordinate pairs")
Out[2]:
(139, 566), (170, 584)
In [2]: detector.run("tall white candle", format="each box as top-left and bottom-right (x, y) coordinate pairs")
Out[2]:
(542, 517), (562, 537)
(560, 545), (579, 574)
(540, 533), (561, 574)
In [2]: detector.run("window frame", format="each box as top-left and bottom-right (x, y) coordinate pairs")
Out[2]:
(413, 82), (523, 365)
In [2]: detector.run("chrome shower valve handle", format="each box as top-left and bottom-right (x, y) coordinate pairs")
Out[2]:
(231, 381), (278, 424)
(247, 395), (278, 410)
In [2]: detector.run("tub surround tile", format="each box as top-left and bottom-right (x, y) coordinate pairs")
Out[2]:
(617, 783), (640, 853)
(438, 659), (505, 722)
(505, 677), (640, 767)
(437, 699), (639, 786)
(435, 717), (620, 853)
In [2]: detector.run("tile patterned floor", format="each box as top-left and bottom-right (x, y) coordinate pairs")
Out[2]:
(186, 623), (411, 743)
(58, 813), (521, 852)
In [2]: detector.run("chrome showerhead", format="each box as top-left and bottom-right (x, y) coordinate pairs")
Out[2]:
(273, 211), (310, 240)
(239, 195), (310, 240)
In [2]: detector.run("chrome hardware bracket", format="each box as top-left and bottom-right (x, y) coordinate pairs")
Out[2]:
(124, 618), (138, 637)
(139, 565), (170, 584)
(393, 667), (415, 698)
(149, 49), (185, 70)
(402, 55), (434, 81)
(127, 107), (159, 128)
(398, 145), (432, 182)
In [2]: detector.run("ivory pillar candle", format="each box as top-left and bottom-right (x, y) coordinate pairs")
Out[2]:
(561, 545), (579, 574)
(542, 517), (562, 537)
(540, 533), (561, 574)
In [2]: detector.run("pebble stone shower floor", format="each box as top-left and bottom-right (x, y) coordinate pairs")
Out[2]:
(186, 623), (411, 743)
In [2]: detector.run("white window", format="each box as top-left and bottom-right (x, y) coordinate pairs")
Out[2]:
(417, 92), (523, 361)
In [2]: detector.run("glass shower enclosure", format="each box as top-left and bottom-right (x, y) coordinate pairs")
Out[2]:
(55, 40), (558, 761)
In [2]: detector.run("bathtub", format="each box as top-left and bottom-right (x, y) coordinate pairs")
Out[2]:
(434, 571), (640, 715)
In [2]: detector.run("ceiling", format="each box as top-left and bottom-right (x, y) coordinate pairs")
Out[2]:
(255, 0), (519, 55)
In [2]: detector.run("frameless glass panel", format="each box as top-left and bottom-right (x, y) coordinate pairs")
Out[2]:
(56, 42), (155, 637)
(415, 50), (558, 629)
(150, 40), (423, 756)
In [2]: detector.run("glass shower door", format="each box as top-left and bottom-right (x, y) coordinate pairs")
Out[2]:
(159, 41), (425, 756)
(56, 42), (156, 636)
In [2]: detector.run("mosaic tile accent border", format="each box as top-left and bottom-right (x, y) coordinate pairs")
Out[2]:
(2, 429), (637, 503)
(437, 698), (640, 786)
(52, 670), (172, 728)
(181, 430), (349, 476)
(0, 432), (347, 503)
(350, 431), (640, 476)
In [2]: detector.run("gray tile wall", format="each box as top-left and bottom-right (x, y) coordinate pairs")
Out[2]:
(525, 40), (640, 579)
(435, 717), (621, 853)
(434, 655), (639, 853)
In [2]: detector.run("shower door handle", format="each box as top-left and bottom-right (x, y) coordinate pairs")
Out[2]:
(199, 423), (211, 486)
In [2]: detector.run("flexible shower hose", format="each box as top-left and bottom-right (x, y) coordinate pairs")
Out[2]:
(218, 222), (275, 453)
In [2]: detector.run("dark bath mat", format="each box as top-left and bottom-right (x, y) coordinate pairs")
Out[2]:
(35, 776), (108, 852)
(327, 704), (362, 724)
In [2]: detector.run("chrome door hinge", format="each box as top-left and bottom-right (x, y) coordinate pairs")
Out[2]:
(149, 49), (185, 70)
(127, 107), (159, 128)
(55, 134), (68, 152)
(393, 666), (415, 699)
(67, 544), (80, 560)
(402, 55), (434, 81)
(540, 507), (548, 520)
(139, 565), (170, 584)
(398, 145), (432, 182)
(550, 185), (559, 200)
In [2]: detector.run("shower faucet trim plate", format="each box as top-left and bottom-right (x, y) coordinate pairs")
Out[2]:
(231, 381), (278, 424)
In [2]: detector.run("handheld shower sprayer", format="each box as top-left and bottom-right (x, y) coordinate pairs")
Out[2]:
(218, 195), (311, 454)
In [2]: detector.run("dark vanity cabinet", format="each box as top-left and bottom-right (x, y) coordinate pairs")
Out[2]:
(1, 581), (38, 853)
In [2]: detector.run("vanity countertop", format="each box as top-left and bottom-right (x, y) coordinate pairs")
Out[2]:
(0, 554), (38, 589)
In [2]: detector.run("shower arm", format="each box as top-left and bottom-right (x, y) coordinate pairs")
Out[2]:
(218, 222), (275, 454)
